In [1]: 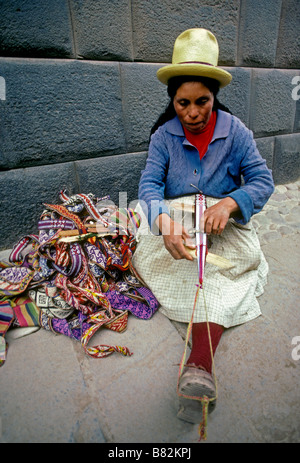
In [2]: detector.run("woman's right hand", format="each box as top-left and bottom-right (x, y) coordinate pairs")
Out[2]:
(156, 213), (195, 261)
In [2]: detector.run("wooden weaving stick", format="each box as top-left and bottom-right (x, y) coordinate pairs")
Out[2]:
(58, 225), (116, 243)
(184, 246), (234, 269)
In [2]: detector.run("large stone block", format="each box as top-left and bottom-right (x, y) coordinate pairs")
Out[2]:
(254, 136), (274, 171)
(250, 69), (298, 138)
(75, 152), (148, 207)
(275, 0), (300, 68)
(237, 0), (282, 67)
(273, 133), (300, 184)
(0, 0), (73, 58)
(131, 0), (239, 65)
(218, 67), (251, 126)
(70, 0), (133, 61)
(0, 162), (78, 250)
(293, 97), (300, 133)
(1, 329), (106, 443)
(0, 59), (126, 170)
(120, 63), (169, 152)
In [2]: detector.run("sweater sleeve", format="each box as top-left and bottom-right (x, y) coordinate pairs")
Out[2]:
(227, 121), (274, 224)
(138, 128), (171, 232)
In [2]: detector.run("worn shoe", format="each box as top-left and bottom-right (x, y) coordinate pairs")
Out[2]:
(177, 366), (216, 424)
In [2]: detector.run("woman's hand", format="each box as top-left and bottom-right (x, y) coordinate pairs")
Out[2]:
(156, 197), (239, 259)
(156, 213), (194, 261)
(201, 197), (239, 235)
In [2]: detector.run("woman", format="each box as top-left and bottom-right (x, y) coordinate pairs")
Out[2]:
(133, 29), (274, 424)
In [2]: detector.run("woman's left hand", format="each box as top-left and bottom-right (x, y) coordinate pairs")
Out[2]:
(201, 197), (239, 235)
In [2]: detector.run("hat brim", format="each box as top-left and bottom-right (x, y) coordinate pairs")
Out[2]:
(156, 63), (232, 88)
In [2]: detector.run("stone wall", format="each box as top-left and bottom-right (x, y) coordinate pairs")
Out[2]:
(0, 0), (299, 249)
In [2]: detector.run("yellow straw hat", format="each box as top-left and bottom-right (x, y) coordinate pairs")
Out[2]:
(157, 28), (232, 88)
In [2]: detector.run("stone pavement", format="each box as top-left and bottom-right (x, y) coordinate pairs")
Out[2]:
(0, 182), (299, 444)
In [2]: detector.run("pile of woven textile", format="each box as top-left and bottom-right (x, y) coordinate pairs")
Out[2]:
(0, 190), (159, 367)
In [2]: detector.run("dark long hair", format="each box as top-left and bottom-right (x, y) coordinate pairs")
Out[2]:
(150, 75), (232, 137)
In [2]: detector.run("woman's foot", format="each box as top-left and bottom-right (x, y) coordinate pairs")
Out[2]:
(177, 366), (216, 424)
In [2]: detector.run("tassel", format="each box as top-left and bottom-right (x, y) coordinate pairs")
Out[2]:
(198, 396), (210, 441)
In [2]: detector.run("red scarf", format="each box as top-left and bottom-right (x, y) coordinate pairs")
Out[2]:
(183, 110), (217, 159)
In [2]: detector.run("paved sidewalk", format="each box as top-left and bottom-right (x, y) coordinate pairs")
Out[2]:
(0, 182), (299, 443)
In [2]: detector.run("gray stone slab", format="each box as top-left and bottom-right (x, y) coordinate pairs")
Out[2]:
(237, 0), (282, 67)
(218, 67), (251, 126)
(0, 162), (78, 250)
(0, 329), (106, 443)
(258, 235), (300, 332)
(209, 317), (300, 443)
(75, 152), (147, 206)
(250, 69), (298, 138)
(131, 0), (239, 65)
(293, 99), (300, 133)
(273, 133), (300, 184)
(76, 312), (193, 443)
(0, 59), (126, 170)
(275, 0), (300, 68)
(120, 63), (170, 152)
(71, 0), (133, 61)
(0, 0), (73, 58)
(255, 137), (275, 171)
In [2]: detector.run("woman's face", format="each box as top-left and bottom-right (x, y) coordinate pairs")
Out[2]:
(173, 81), (214, 134)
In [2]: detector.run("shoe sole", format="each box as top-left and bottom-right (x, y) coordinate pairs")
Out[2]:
(177, 370), (216, 424)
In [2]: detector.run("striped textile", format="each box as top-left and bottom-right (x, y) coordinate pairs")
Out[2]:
(110, 208), (141, 235)
(11, 296), (40, 327)
(0, 300), (14, 332)
(0, 267), (34, 297)
(0, 297), (40, 366)
(0, 300), (14, 366)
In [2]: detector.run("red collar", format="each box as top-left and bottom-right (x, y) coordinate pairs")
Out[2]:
(183, 111), (217, 159)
